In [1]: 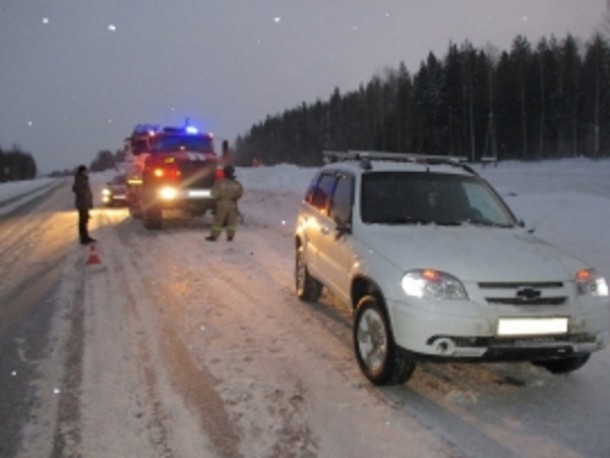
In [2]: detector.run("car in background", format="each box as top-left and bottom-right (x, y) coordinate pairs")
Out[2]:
(101, 174), (128, 207)
(294, 151), (610, 386)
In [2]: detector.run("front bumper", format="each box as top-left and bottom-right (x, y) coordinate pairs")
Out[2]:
(387, 298), (610, 361)
(149, 187), (215, 209)
(102, 193), (127, 205)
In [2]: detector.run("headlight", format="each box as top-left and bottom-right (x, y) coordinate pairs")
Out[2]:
(576, 269), (609, 297)
(401, 269), (468, 300)
(158, 186), (178, 200)
(101, 189), (111, 196)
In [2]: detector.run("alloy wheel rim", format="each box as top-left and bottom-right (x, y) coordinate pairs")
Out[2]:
(357, 308), (388, 373)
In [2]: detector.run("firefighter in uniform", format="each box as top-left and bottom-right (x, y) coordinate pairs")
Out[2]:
(206, 164), (244, 241)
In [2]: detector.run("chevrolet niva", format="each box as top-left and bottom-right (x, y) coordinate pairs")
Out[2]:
(294, 151), (610, 385)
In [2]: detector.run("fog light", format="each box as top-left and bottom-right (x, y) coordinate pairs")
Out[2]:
(432, 337), (456, 355)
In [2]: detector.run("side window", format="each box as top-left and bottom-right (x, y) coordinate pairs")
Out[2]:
(313, 174), (337, 215)
(329, 174), (353, 223)
(304, 173), (321, 204)
(305, 172), (337, 215)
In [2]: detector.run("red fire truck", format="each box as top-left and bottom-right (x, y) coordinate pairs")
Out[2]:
(124, 123), (222, 229)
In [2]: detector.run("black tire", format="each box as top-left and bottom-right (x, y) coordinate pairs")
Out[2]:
(143, 206), (162, 230)
(532, 354), (590, 374)
(295, 243), (322, 302)
(129, 203), (143, 219)
(353, 295), (416, 385)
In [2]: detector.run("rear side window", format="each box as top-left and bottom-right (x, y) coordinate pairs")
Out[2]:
(304, 173), (321, 205)
(305, 172), (338, 215)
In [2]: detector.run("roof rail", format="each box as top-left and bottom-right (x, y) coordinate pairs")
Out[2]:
(323, 150), (478, 174)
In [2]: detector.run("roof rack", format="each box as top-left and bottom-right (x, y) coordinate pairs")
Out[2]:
(323, 150), (478, 175)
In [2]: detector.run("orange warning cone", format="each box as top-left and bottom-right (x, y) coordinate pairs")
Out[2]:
(86, 244), (101, 265)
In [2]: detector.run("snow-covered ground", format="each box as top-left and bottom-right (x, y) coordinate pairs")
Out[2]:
(0, 177), (63, 214)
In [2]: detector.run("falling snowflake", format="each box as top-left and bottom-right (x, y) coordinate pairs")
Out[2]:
(42, 17), (49, 24)
(108, 24), (117, 31)
(274, 17), (281, 23)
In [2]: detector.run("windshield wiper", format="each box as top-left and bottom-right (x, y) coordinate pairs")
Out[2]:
(466, 219), (514, 228)
(435, 220), (463, 226)
(375, 216), (433, 225)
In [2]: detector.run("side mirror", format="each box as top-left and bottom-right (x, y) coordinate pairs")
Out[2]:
(334, 215), (352, 238)
(519, 220), (536, 234)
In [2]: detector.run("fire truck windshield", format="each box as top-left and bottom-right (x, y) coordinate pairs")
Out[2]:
(151, 134), (214, 153)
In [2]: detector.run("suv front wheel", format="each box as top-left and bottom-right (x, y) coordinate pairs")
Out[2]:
(532, 354), (590, 374)
(354, 295), (415, 385)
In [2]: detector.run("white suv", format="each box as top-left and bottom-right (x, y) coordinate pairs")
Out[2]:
(294, 151), (610, 385)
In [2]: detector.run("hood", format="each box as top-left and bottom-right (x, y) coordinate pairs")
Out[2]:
(362, 225), (587, 282)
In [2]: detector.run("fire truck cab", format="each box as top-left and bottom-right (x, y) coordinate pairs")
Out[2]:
(124, 123), (222, 229)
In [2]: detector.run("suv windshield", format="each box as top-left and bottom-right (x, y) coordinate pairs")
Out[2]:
(361, 172), (516, 227)
(151, 135), (214, 153)
(112, 174), (126, 185)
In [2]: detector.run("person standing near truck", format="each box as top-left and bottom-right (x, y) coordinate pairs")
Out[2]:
(206, 164), (243, 242)
(72, 164), (96, 245)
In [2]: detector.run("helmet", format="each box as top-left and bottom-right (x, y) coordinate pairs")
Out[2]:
(223, 164), (235, 179)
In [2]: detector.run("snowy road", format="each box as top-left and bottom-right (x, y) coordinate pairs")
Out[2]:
(1, 162), (610, 457)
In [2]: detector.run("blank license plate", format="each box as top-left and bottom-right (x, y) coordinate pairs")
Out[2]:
(497, 317), (568, 336)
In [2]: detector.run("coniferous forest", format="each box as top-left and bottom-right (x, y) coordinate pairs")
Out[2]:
(0, 145), (37, 182)
(234, 33), (610, 167)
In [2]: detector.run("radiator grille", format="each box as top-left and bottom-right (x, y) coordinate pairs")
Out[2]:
(478, 281), (567, 306)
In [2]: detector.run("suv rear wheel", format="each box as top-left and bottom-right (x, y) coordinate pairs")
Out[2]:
(354, 295), (415, 385)
(295, 243), (322, 302)
(129, 203), (143, 219)
(143, 206), (162, 230)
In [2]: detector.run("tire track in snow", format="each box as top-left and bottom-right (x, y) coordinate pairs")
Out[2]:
(50, 258), (85, 457)
(108, 214), (241, 457)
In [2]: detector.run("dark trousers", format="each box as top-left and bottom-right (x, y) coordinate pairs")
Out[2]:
(78, 209), (90, 242)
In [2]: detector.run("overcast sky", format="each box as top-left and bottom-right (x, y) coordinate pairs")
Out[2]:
(0, 0), (606, 174)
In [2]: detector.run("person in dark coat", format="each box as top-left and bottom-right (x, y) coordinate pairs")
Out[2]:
(72, 165), (96, 245)
(206, 164), (243, 241)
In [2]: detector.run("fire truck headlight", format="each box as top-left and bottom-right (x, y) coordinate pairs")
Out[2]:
(158, 186), (178, 200)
